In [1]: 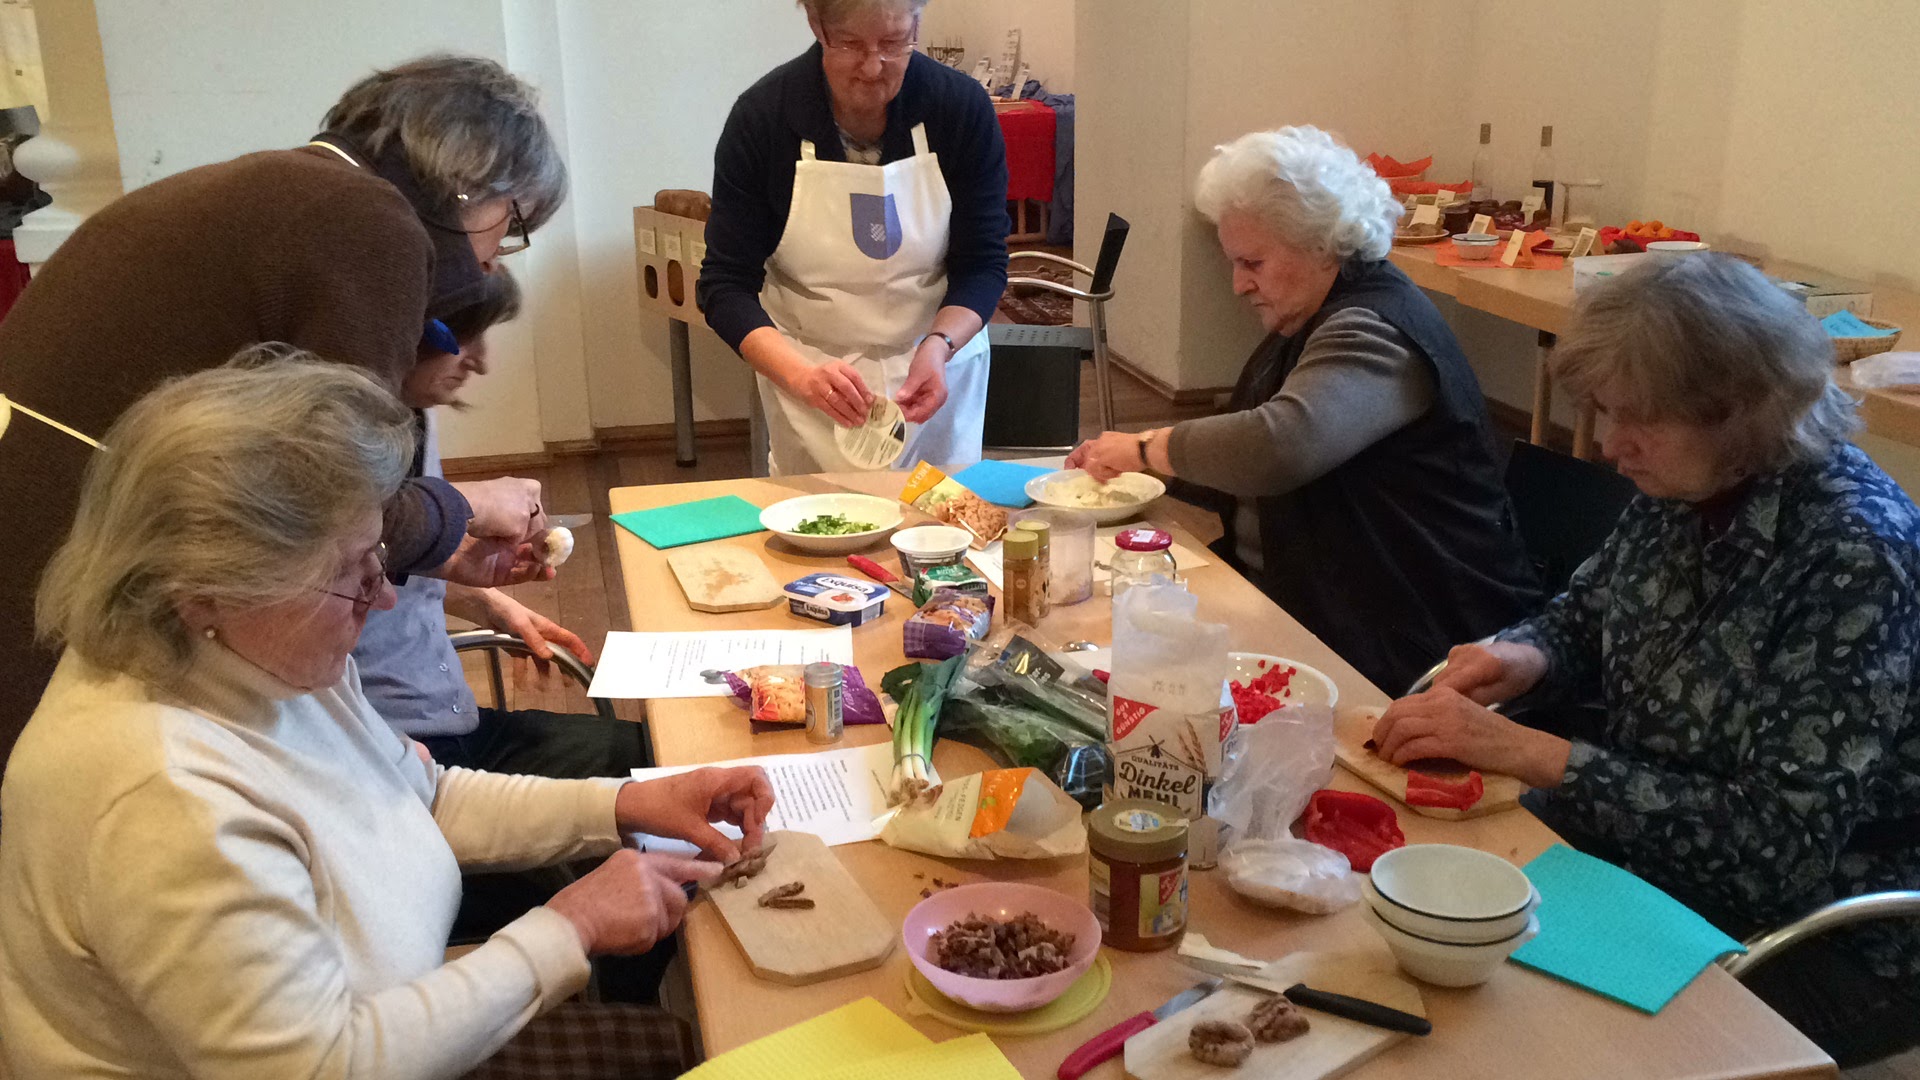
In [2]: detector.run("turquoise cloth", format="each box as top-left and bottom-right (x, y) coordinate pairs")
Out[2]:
(611, 495), (766, 549)
(1822, 309), (1898, 338)
(951, 460), (1053, 508)
(1509, 844), (1745, 1014)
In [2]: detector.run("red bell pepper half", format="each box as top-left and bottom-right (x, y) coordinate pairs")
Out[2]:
(1302, 789), (1405, 872)
(1405, 767), (1485, 812)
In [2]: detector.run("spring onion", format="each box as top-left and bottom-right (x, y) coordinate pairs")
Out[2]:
(881, 654), (964, 805)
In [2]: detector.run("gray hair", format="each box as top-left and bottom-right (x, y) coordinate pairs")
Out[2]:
(798, 0), (929, 27)
(36, 352), (416, 687)
(323, 54), (568, 231)
(1552, 253), (1858, 475)
(1194, 126), (1400, 262)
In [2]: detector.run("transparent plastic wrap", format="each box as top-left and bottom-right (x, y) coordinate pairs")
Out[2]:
(1218, 838), (1362, 914)
(934, 628), (1113, 808)
(1207, 703), (1336, 846)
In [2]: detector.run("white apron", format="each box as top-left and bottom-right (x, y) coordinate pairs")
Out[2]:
(757, 123), (990, 475)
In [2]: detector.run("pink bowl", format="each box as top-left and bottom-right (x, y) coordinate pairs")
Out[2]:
(902, 882), (1101, 1013)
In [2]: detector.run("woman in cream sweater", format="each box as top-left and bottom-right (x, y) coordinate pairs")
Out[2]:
(0, 356), (771, 1078)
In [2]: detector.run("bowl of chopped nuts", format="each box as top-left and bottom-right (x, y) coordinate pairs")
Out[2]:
(903, 882), (1101, 1012)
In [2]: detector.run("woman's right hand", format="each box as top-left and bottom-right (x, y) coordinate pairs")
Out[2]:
(788, 358), (873, 428)
(1431, 641), (1549, 706)
(545, 850), (722, 955)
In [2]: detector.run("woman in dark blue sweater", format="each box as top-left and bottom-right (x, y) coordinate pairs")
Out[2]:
(699, 0), (1009, 474)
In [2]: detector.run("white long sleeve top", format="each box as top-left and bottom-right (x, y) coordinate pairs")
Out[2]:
(0, 641), (626, 1079)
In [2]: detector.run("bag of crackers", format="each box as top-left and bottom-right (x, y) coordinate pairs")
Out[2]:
(723, 664), (885, 725)
(899, 463), (1008, 548)
(904, 588), (994, 660)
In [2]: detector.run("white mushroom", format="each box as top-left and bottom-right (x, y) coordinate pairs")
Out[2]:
(539, 526), (574, 568)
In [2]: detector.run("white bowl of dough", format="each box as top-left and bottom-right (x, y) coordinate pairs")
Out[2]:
(1024, 469), (1166, 525)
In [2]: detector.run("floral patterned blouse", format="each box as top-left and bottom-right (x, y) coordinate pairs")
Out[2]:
(1501, 443), (1920, 981)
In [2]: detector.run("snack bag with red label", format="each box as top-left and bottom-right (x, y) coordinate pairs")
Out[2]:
(877, 768), (1086, 859)
(1105, 584), (1231, 863)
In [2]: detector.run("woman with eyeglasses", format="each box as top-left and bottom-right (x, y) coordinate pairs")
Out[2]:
(0, 54), (564, 767)
(700, 0), (1010, 474)
(1, 356), (771, 1079)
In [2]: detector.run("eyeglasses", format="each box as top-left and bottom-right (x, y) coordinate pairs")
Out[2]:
(823, 18), (918, 63)
(318, 542), (389, 613)
(495, 200), (530, 257)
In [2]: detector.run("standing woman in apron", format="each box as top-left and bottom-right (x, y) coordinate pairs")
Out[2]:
(700, 0), (1010, 475)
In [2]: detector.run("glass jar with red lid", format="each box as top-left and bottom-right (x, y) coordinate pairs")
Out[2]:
(1110, 528), (1176, 599)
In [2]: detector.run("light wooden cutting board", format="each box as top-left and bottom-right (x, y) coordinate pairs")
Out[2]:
(667, 545), (784, 613)
(705, 830), (895, 985)
(1334, 706), (1528, 820)
(1125, 950), (1425, 1080)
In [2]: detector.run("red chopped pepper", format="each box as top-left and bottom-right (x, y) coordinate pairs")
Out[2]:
(1405, 768), (1486, 811)
(1230, 660), (1297, 724)
(1302, 789), (1405, 872)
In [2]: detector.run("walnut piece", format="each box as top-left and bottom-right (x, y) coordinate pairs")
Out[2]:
(1246, 996), (1311, 1042)
(1188, 1020), (1255, 1067)
(926, 912), (1076, 979)
(757, 882), (805, 907)
(713, 841), (778, 890)
(764, 896), (815, 910)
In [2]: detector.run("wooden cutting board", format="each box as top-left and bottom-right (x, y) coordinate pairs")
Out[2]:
(1334, 706), (1528, 820)
(1125, 949), (1425, 1080)
(705, 830), (895, 984)
(667, 545), (783, 612)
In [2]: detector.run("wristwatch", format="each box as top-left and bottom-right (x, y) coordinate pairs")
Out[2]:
(1136, 430), (1155, 471)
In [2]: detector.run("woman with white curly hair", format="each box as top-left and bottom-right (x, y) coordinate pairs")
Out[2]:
(1070, 125), (1539, 691)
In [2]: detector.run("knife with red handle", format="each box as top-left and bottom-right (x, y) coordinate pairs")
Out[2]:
(1057, 977), (1221, 1080)
(846, 554), (914, 598)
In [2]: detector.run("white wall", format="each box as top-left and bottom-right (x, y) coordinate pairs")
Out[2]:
(919, 0), (1074, 93)
(0, 0), (46, 111)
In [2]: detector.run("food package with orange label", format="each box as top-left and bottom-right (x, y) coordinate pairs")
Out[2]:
(899, 462), (1008, 548)
(878, 767), (1086, 859)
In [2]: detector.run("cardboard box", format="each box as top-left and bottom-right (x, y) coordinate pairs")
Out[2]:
(1770, 270), (1875, 318)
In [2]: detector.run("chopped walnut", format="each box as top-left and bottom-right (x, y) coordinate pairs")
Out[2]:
(1246, 996), (1310, 1042)
(765, 896), (815, 910)
(926, 912), (1076, 979)
(713, 841), (777, 890)
(1188, 1020), (1254, 1067)
(756, 881), (805, 907)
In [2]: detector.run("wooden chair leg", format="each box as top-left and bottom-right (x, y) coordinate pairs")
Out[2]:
(1529, 331), (1557, 447)
(1572, 404), (1597, 460)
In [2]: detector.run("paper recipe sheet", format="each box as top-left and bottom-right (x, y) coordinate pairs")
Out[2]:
(587, 627), (854, 699)
(630, 741), (895, 848)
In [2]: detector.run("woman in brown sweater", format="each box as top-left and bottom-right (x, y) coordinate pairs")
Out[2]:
(0, 55), (567, 761)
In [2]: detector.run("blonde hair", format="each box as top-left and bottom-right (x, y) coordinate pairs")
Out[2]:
(1552, 253), (1858, 476)
(1194, 126), (1400, 262)
(36, 352), (415, 686)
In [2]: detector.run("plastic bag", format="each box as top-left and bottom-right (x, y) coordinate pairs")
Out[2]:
(1848, 351), (1920, 389)
(1220, 838), (1362, 914)
(1207, 703), (1335, 847)
(722, 664), (884, 725)
(903, 589), (994, 659)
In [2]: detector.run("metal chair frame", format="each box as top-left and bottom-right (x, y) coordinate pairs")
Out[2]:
(448, 629), (621, 727)
(1004, 249), (1118, 434)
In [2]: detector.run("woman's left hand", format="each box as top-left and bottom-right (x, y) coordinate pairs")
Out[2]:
(1371, 687), (1571, 789)
(894, 345), (949, 423)
(1066, 431), (1146, 482)
(617, 767), (775, 864)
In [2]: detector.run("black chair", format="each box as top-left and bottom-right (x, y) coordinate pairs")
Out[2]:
(983, 214), (1131, 453)
(1502, 438), (1639, 596)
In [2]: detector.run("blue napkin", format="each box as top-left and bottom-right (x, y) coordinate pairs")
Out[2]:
(1509, 844), (1744, 1014)
(611, 495), (766, 549)
(1822, 310), (1897, 338)
(951, 460), (1053, 508)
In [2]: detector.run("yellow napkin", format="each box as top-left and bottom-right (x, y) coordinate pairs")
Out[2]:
(793, 1033), (1022, 1080)
(684, 998), (928, 1080)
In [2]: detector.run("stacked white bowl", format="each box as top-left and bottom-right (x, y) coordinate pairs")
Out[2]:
(1362, 844), (1541, 987)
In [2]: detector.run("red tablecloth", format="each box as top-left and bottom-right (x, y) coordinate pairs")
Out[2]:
(0, 239), (28, 322)
(995, 101), (1056, 203)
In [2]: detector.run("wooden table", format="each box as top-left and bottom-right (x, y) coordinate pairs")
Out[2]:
(610, 472), (1835, 1080)
(1390, 243), (1920, 457)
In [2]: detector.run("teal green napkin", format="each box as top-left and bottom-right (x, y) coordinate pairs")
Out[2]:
(1822, 309), (1898, 338)
(1510, 844), (1744, 1014)
(611, 495), (766, 549)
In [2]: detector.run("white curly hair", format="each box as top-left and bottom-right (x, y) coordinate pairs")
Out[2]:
(1194, 126), (1400, 263)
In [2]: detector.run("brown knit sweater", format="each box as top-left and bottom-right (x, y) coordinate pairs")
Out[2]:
(0, 146), (451, 761)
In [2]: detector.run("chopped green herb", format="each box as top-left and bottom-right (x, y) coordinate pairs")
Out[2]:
(793, 513), (877, 536)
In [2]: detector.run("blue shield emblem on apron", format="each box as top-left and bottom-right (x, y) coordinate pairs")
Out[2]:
(849, 193), (903, 260)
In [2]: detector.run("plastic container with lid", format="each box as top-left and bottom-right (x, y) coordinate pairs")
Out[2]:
(783, 573), (889, 626)
(1110, 528), (1177, 599)
(1088, 799), (1190, 951)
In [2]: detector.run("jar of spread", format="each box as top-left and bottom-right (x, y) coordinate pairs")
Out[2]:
(1088, 799), (1189, 951)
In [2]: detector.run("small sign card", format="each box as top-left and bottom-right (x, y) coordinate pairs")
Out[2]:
(1468, 213), (1494, 236)
(1501, 228), (1533, 267)
(1411, 203), (1441, 227)
(1569, 227), (1599, 258)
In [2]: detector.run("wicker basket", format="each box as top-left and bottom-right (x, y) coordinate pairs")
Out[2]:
(1831, 317), (1903, 364)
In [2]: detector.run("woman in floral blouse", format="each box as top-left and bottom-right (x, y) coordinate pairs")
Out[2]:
(1372, 254), (1920, 1066)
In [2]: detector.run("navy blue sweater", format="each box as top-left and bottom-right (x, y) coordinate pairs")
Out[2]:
(699, 45), (1010, 352)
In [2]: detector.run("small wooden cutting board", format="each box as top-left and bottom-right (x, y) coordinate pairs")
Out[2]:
(1334, 706), (1528, 820)
(667, 545), (783, 612)
(705, 830), (895, 985)
(1125, 949), (1425, 1080)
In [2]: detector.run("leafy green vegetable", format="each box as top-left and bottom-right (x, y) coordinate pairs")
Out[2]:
(793, 513), (877, 536)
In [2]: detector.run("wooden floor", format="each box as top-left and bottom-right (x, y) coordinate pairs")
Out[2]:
(439, 360), (1920, 1080)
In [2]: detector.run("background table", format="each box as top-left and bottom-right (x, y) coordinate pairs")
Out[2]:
(609, 471), (1834, 1079)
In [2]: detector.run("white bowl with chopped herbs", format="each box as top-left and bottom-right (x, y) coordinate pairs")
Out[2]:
(759, 492), (904, 554)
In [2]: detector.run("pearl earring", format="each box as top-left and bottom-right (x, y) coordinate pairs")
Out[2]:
(204, 627), (217, 641)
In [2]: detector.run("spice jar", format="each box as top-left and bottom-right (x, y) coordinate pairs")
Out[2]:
(803, 662), (844, 744)
(1110, 528), (1177, 599)
(1023, 518), (1052, 618)
(1002, 528), (1045, 625)
(1088, 799), (1189, 951)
